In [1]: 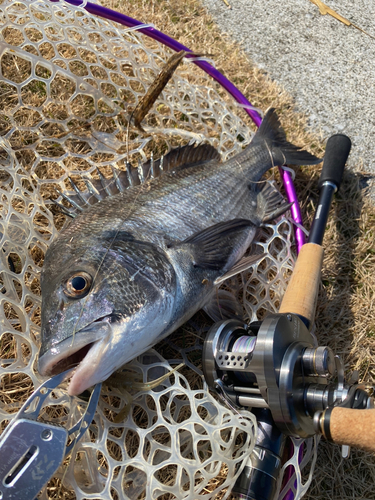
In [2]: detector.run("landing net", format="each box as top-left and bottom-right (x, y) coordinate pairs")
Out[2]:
(0, 0), (316, 498)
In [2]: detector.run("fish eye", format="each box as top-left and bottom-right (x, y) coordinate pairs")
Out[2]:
(64, 272), (92, 299)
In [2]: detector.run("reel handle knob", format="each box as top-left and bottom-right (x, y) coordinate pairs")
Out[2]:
(321, 407), (375, 453)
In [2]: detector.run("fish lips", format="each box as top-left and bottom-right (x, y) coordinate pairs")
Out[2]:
(38, 319), (112, 388)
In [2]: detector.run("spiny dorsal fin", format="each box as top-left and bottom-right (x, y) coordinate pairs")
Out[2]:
(52, 143), (221, 217)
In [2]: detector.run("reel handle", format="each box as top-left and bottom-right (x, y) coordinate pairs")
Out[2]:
(279, 134), (351, 328)
(321, 407), (375, 453)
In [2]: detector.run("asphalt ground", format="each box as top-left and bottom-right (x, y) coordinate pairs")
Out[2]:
(203, 0), (375, 190)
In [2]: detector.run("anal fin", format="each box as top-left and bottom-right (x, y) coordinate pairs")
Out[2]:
(256, 181), (293, 224)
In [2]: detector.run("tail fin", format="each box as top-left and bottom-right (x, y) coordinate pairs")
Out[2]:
(256, 108), (322, 166)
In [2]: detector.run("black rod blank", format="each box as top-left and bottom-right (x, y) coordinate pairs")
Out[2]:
(308, 134), (351, 246)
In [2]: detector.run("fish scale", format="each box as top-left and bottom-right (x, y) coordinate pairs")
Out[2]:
(38, 109), (321, 396)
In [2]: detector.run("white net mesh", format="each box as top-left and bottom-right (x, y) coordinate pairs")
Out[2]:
(0, 0), (317, 498)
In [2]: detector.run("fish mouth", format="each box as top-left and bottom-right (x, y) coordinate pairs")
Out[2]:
(46, 342), (96, 377)
(38, 317), (112, 382)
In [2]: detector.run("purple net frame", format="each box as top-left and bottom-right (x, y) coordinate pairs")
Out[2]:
(53, 0), (306, 253)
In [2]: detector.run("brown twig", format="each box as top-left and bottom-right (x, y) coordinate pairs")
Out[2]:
(130, 50), (189, 132)
(309, 0), (375, 40)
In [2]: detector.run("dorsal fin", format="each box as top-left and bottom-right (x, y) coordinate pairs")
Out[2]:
(52, 143), (221, 217)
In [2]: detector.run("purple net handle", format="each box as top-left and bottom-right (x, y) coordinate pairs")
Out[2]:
(57, 0), (306, 251)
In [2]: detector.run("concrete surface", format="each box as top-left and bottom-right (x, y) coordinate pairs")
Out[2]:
(203, 0), (375, 184)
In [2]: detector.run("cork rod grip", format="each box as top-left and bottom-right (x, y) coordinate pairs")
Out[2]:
(328, 407), (375, 453)
(279, 243), (324, 326)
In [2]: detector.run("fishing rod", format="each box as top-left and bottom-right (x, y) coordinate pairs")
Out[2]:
(202, 134), (374, 500)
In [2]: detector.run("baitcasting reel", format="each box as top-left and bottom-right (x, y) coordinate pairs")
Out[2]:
(203, 314), (372, 437)
(202, 314), (373, 500)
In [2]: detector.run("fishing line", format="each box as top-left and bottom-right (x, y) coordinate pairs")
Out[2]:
(282, 165), (296, 180)
(235, 160), (273, 184)
(216, 386), (244, 419)
(65, 176), (151, 495)
(126, 110), (134, 166)
(264, 140), (276, 169)
(247, 179), (269, 184)
(288, 218), (310, 237)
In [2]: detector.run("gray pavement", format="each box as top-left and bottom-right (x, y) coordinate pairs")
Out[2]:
(203, 0), (375, 184)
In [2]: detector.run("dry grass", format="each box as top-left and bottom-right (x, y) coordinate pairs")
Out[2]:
(1, 0), (375, 498)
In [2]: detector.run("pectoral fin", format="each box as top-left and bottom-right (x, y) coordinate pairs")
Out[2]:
(171, 219), (257, 272)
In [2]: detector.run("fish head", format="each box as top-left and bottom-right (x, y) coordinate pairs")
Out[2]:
(38, 231), (176, 395)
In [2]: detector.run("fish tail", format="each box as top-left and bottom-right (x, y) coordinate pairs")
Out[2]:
(254, 108), (322, 167)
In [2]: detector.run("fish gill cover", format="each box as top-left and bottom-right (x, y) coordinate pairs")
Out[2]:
(0, 0), (316, 498)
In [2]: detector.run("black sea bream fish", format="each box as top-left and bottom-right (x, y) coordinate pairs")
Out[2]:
(38, 109), (321, 395)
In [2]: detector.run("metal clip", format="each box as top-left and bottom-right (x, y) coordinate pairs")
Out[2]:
(0, 369), (101, 500)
